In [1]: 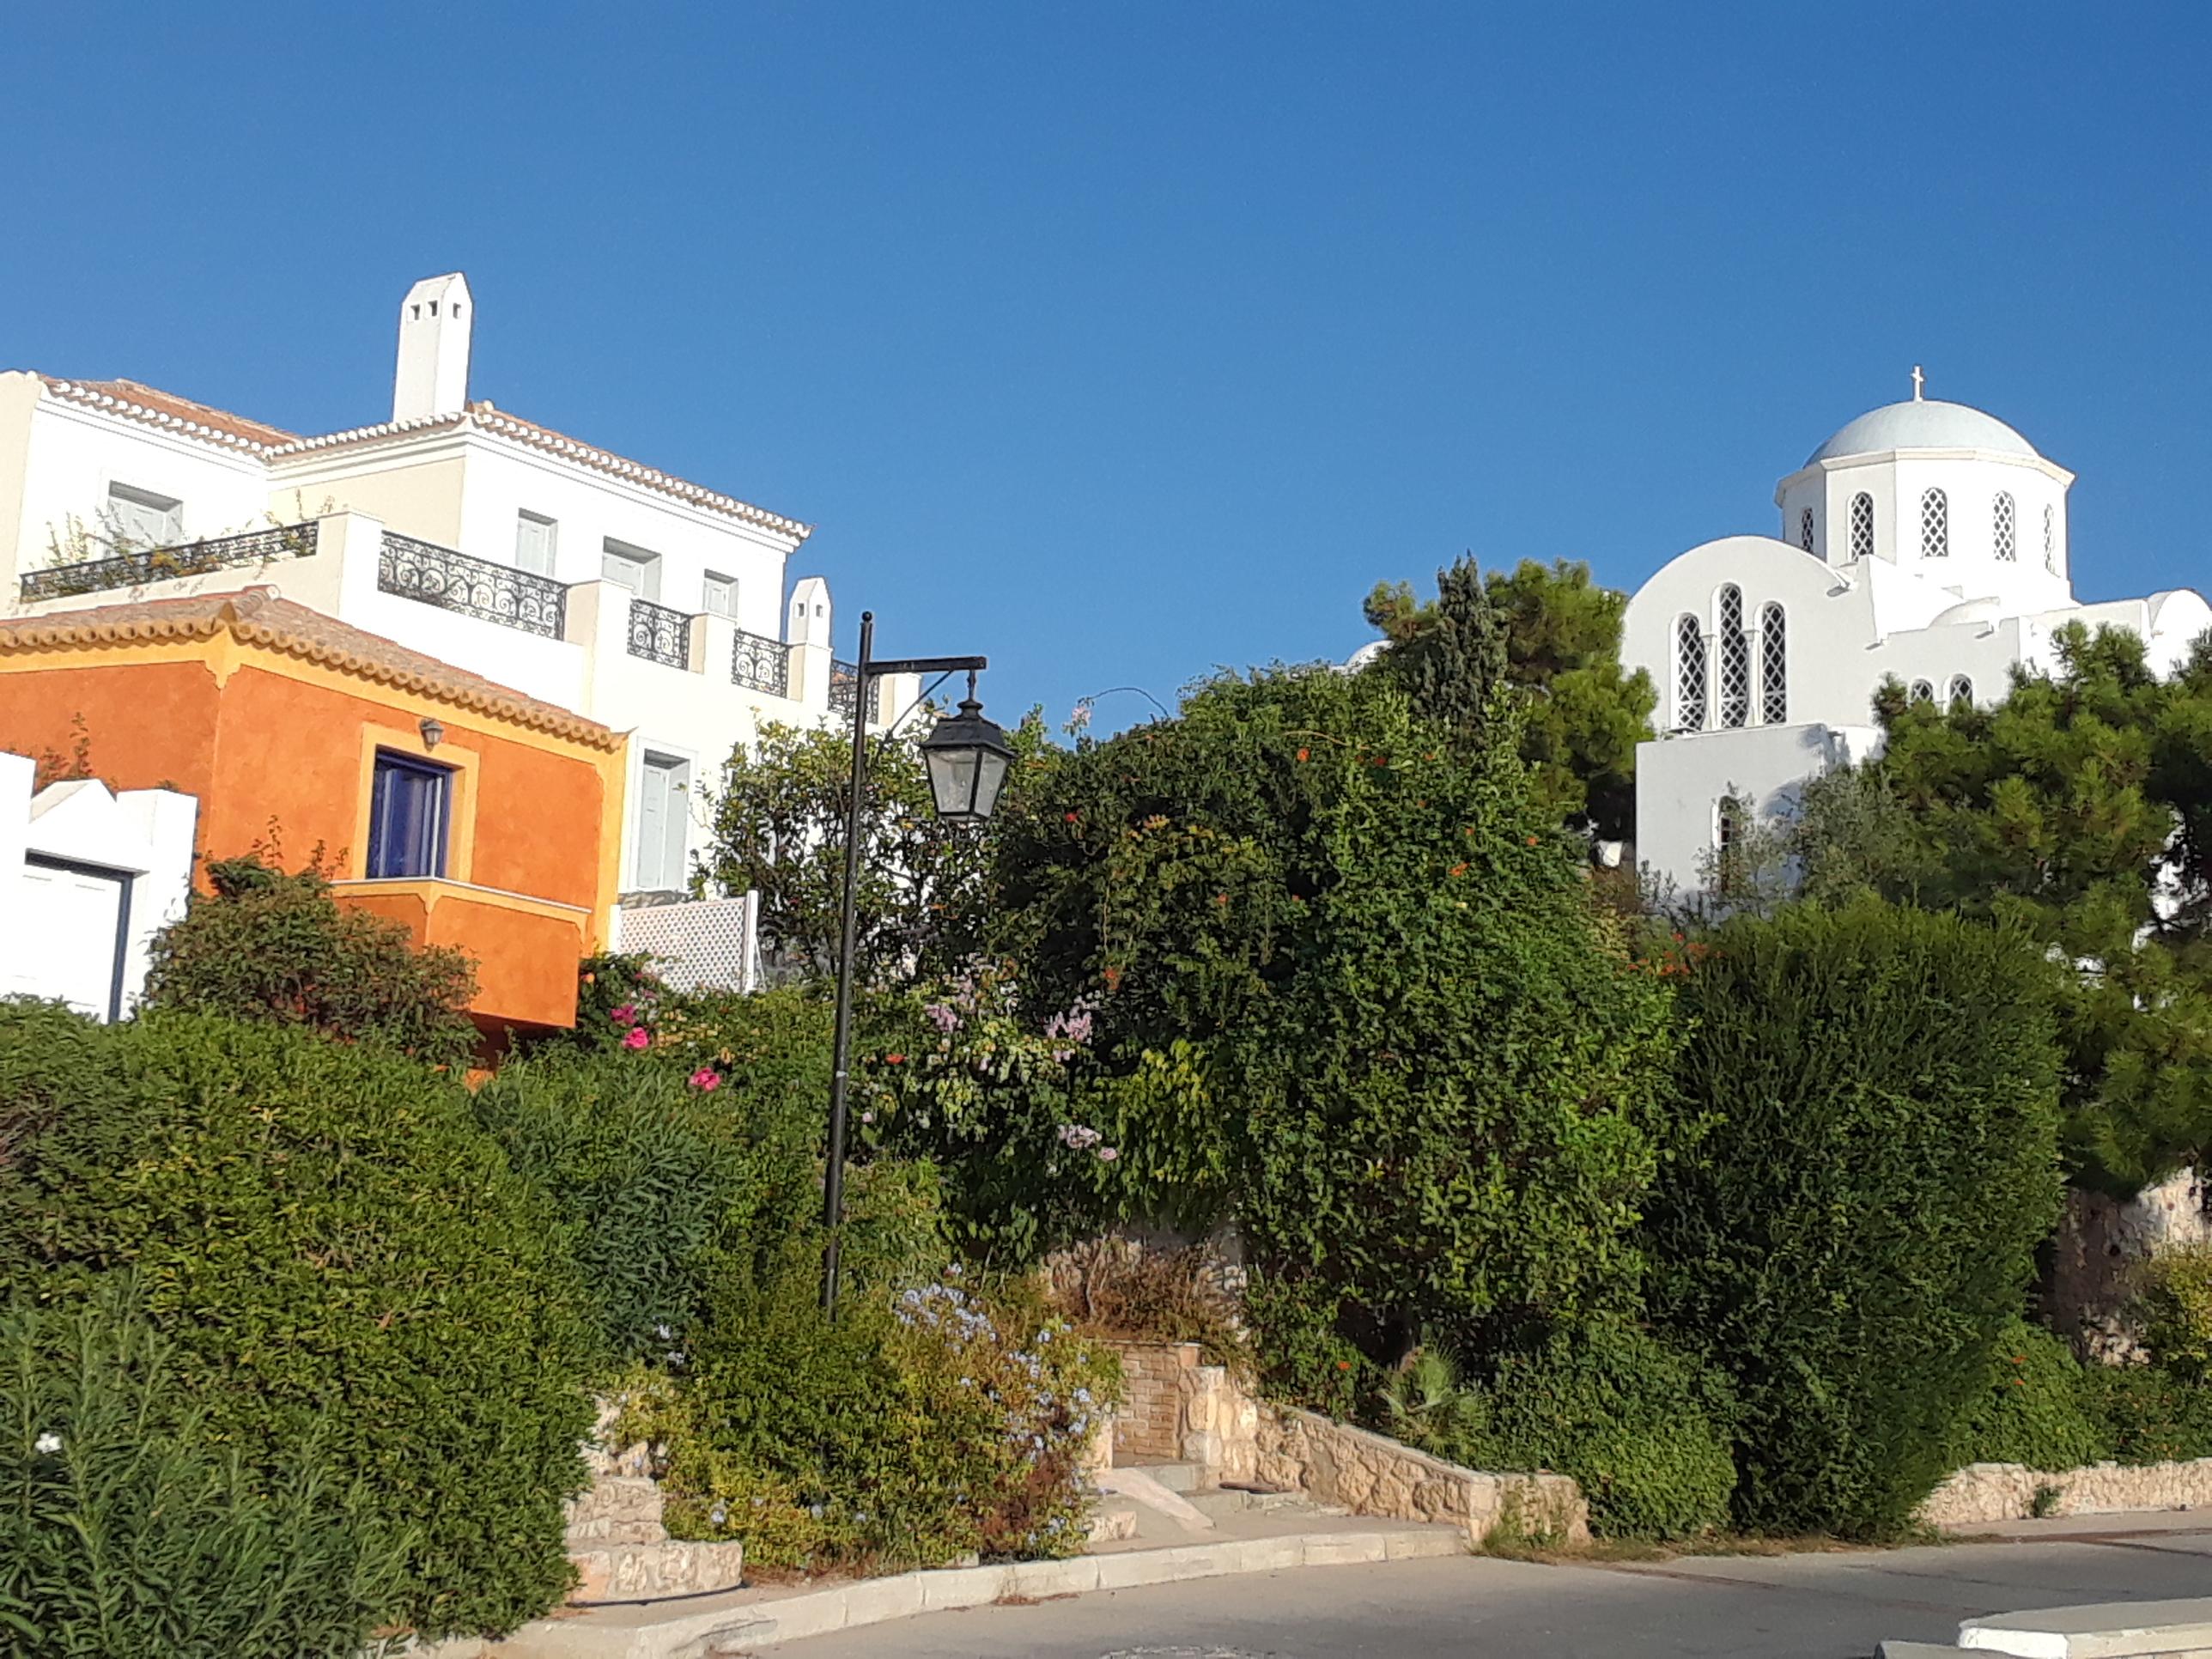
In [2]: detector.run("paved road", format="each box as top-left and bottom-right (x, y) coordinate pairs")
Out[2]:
(763, 1525), (2212, 1657)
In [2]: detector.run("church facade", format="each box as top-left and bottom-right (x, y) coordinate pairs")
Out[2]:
(1620, 380), (2212, 896)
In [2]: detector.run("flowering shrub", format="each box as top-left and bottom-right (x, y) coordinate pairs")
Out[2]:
(860, 958), (1131, 1261)
(635, 1270), (1119, 1572)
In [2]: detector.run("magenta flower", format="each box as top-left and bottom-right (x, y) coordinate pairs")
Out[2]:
(609, 1003), (638, 1028)
(622, 1026), (651, 1051)
(689, 1066), (720, 1091)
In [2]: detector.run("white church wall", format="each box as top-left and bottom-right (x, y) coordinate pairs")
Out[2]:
(1634, 723), (1881, 900)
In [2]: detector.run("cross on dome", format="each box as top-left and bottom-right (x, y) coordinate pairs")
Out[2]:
(1911, 364), (1925, 401)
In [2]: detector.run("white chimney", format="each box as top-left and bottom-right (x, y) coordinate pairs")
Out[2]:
(392, 273), (473, 422)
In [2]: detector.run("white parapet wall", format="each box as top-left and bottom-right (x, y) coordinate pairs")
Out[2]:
(610, 891), (761, 994)
(0, 750), (198, 1019)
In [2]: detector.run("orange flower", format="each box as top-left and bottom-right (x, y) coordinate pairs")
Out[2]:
(1297, 748), (1310, 762)
(1449, 862), (1468, 878)
(1525, 835), (1538, 846)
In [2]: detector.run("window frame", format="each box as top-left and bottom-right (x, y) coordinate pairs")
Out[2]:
(365, 750), (453, 880)
(1674, 614), (1707, 732)
(702, 572), (739, 620)
(1759, 601), (1787, 724)
(1716, 584), (1749, 728)
(635, 750), (693, 892)
(601, 538), (663, 600)
(514, 510), (558, 576)
(1849, 492), (1875, 560)
(1992, 492), (2016, 562)
(106, 481), (183, 548)
(1921, 488), (1949, 558)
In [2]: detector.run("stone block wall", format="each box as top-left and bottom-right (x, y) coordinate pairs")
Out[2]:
(1109, 1340), (1201, 1463)
(1098, 1339), (1589, 1547)
(563, 1398), (746, 1604)
(1918, 1455), (2212, 1527)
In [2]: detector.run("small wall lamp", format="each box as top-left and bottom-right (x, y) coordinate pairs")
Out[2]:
(419, 717), (446, 750)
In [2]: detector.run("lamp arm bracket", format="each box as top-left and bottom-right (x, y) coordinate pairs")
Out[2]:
(866, 653), (987, 678)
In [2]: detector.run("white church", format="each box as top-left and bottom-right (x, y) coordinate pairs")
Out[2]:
(1620, 374), (2212, 896)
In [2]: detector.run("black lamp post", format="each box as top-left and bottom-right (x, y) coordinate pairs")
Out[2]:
(820, 611), (1012, 1317)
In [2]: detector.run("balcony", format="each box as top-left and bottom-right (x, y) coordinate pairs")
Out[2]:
(828, 658), (860, 719)
(626, 598), (692, 668)
(18, 522), (319, 601)
(378, 532), (567, 638)
(732, 629), (793, 697)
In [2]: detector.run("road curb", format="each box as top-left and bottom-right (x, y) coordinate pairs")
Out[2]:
(483, 1525), (1466, 1657)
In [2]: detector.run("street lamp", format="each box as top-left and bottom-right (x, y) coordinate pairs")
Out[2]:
(820, 611), (1010, 1317)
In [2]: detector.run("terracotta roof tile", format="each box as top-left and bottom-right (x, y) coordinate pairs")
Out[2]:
(0, 586), (624, 751)
(40, 377), (299, 451)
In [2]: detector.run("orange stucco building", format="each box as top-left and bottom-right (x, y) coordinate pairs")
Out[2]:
(0, 586), (625, 1034)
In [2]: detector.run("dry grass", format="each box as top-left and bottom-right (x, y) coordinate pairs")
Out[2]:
(1043, 1239), (1252, 1373)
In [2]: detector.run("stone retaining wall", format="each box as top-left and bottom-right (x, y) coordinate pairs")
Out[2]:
(564, 1399), (746, 1603)
(1099, 1340), (1588, 1547)
(1918, 1455), (2212, 1526)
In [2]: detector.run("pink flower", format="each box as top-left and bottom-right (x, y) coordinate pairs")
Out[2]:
(622, 1027), (651, 1051)
(689, 1066), (720, 1091)
(610, 1003), (638, 1028)
(1097, 1146), (1119, 1162)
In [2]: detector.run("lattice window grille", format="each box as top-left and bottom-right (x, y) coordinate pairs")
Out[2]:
(2045, 505), (2058, 573)
(1948, 675), (1975, 706)
(1674, 615), (1707, 731)
(611, 893), (760, 995)
(1911, 679), (1936, 702)
(1921, 489), (1948, 558)
(1993, 492), (2016, 562)
(1759, 602), (1787, 724)
(1800, 507), (1815, 553)
(1717, 586), (1750, 728)
(1850, 493), (1875, 559)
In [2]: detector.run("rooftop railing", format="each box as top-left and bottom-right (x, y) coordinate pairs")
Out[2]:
(827, 659), (860, 719)
(17, 521), (319, 602)
(378, 532), (567, 638)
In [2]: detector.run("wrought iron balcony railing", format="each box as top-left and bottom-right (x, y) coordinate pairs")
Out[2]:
(18, 521), (319, 602)
(828, 659), (860, 719)
(627, 598), (692, 669)
(378, 533), (567, 638)
(732, 629), (793, 698)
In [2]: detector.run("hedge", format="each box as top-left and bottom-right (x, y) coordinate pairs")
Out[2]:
(0, 1002), (594, 1640)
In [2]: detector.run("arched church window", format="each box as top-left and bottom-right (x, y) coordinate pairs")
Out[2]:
(1716, 795), (1741, 856)
(1850, 493), (1875, 559)
(1760, 602), (1787, 724)
(1800, 507), (1815, 553)
(1717, 585), (1750, 728)
(1948, 674), (1974, 706)
(1921, 489), (1948, 558)
(1674, 615), (1707, 731)
(1993, 493), (2016, 562)
(1910, 679), (1936, 703)
(2045, 504), (2058, 573)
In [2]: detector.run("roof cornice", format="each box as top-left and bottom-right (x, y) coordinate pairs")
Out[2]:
(0, 592), (625, 752)
(1774, 447), (2076, 503)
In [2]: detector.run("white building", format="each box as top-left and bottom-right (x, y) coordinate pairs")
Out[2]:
(0, 750), (197, 1019)
(0, 273), (909, 908)
(1622, 375), (2212, 895)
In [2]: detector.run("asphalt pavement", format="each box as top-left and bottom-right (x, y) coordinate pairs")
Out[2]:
(760, 1522), (2212, 1658)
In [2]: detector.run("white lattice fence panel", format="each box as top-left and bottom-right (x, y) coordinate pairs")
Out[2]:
(611, 893), (760, 994)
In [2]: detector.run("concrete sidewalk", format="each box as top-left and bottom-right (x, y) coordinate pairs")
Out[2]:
(439, 1501), (1466, 1658)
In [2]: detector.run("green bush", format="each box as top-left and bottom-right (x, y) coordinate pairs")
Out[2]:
(1382, 1324), (1735, 1540)
(0, 1284), (409, 1659)
(636, 1268), (1118, 1571)
(1646, 900), (2065, 1537)
(1245, 1269), (1376, 1419)
(1951, 1317), (2110, 1473)
(143, 854), (478, 1067)
(2136, 1245), (2212, 1381)
(473, 1050), (817, 1366)
(0, 1003), (593, 1639)
(2091, 1363), (2212, 1465)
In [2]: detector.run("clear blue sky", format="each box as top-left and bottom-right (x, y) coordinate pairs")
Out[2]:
(8, 4), (2208, 732)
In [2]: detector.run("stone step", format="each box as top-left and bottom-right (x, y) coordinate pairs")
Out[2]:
(1185, 1486), (1308, 1520)
(568, 1539), (747, 1605)
(1128, 1461), (1205, 1493)
(1086, 1502), (1140, 1543)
